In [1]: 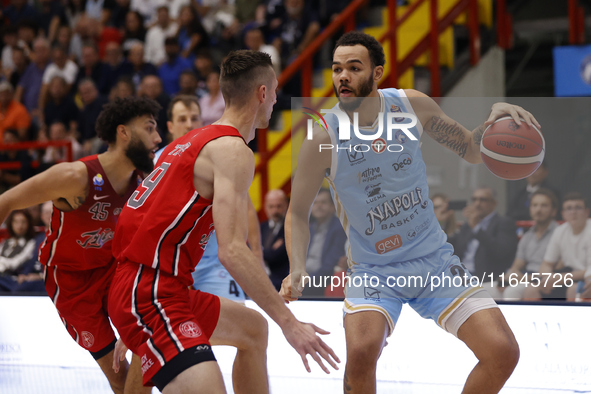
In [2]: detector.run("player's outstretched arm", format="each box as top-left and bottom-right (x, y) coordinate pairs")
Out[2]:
(407, 90), (540, 164)
(281, 123), (331, 302)
(208, 137), (340, 373)
(0, 161), (87, 224)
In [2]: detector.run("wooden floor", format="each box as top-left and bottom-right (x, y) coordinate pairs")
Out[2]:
(1, 299), (590, 394)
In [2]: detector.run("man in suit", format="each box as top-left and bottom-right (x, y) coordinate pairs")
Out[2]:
(261, 189), (289, 290)
(303, 188), (347, 296)
(449, 187), (518, 283)
(506, 160), (560, 221)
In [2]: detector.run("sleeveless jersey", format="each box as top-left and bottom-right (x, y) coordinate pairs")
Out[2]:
(39, 155), (141, 271)
(323, 88), (447, 266)
(113, 125), (245, 286)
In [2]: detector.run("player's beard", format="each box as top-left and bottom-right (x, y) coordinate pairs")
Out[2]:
(126, 133), (155, 174)
(334, 69), (374, 112)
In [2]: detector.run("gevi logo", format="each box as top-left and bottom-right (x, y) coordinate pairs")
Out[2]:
(303, 107), (418, 153)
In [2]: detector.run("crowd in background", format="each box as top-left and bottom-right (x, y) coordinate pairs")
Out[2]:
(0, 0), (355, 192)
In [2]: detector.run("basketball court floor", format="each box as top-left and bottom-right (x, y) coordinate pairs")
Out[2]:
(1, 298), (589, 394)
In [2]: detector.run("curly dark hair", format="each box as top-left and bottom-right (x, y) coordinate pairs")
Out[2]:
(7, 210), (35, 240)
(95, 97), (162, 144)
(333, 31), (385, 69)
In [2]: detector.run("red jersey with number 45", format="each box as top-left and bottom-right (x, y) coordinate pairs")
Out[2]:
(113, 125), (245, 286)
(39, 155), (142, 271)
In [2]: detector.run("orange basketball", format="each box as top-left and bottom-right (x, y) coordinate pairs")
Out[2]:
(480, 116), (545, 180)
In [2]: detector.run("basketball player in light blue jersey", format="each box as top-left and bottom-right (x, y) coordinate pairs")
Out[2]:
(154, 95), (263, 302)
(281, 32), (541, 394)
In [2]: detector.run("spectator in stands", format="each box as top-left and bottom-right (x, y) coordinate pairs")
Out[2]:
(176, 5), (209, 60)
(449, 187), (518, 282)
(507, 160), (560, 221)
(178, 69), (199, 96)
(313, 0), (348, 27)
(14, 201), (51, 293)
(0, 130), (32, 192)
(1, 26), (25, 75)
(86, 0), (116, 24)
(16, 20), (38, 51)
(130, 0), (162, 26)
(303, 188), (347, 296)
(198, 67), (225, 125)
(64, 0), (86, 29)
(489, 189), (559, 300)
(104, 41), (133, 83)
(431, 193), (458, 236)
(25, 204), (42, 228)
(74, 42), (113, 95)
(261, 189), (290, 291)
(70, 14), (98, 65)
(195, 0), (240, 44)
(42, 121), (83, 164)
(235, 0), (261, 25)
(272, 0), (320, 65)
(158, 37), (192, 96)
(77, 78), (109, 154)
(90, 16), (125, 59)
(109, 77), (136, 100)
(138, 74), (169, 143)
(110, 0), (132, 29)
(3, 0), (38, 27)
(70, 14), (98, 63)
(7, 47), (29, 90)
(54, 25), (74, 59)
(0, 81), (31, 141)
(192, 48), (214, 96)
(524, 192), (591, 301)
(14, 37), (50, 121)
(126, 42), (158, 88)
(39, 44), (79, 116)
(38, 0), (67, 42)
(0, 210), (37, 293)
(121, 10), (147, 53)
(144, 4), (178, 66)
(42, 76), (79, 133)
(269, 0), (319, 97)
(243, 27), (281, 74)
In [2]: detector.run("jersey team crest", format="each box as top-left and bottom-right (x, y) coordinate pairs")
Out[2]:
(180, 321), (202, 338)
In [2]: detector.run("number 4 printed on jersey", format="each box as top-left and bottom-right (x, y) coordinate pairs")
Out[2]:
(128, 162), (170, 209)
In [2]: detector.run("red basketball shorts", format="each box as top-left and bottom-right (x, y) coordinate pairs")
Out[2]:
(108, 261), (221, 389)
(44, 263), (117, 359)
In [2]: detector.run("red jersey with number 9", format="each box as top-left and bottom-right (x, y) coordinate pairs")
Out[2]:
(38, 155), (142, 271)
(113, 125), (244, 286)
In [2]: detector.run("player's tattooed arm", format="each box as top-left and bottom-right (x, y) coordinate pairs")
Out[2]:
(424, 116), (469, 159)
(472, 125), (485, 146)
(405, 89), (481, 164)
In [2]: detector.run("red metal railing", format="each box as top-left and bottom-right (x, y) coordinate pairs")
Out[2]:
(569, 0), (586, 45)
(255, 0), (510, 209)
(0, 140), (73, 170)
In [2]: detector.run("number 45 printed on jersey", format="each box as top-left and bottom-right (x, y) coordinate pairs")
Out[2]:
(128, 163), (170, 209)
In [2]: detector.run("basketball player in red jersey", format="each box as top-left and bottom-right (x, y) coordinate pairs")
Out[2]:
(0, 97), (162, 394)
(108, 50), (340, 393)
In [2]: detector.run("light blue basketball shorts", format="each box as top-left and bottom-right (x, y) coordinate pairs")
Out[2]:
(192, 263), (246, 302)
(343, 243), (489, 335)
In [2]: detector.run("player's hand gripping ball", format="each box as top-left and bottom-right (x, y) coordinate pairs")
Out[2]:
(480, 116), (545, 180)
